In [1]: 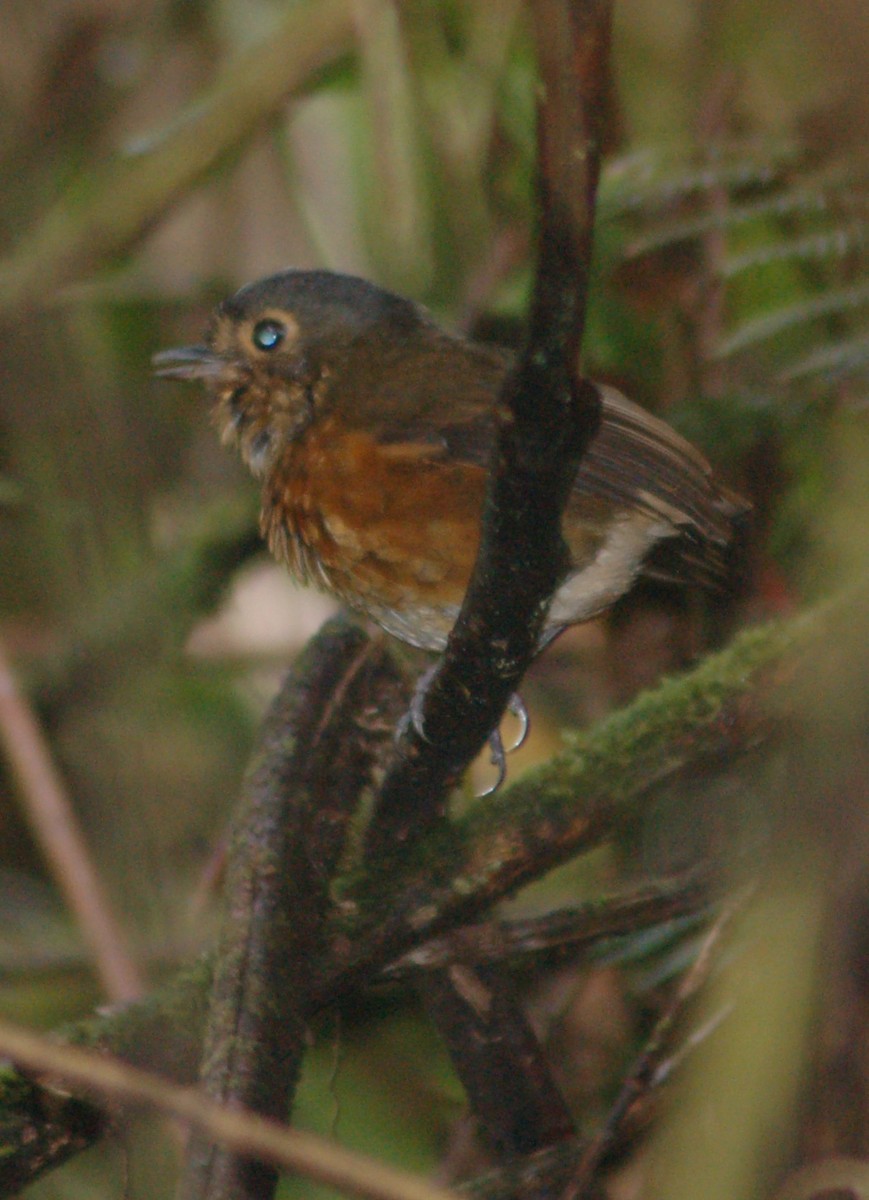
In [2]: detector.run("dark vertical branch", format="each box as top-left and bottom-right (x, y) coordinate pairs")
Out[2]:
(420, 960), (575, 1158)
(526, 0), (612, 373)
(366, 0), (613, 858)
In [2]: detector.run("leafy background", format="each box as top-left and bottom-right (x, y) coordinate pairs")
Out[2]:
(0, 1), (867, 1197)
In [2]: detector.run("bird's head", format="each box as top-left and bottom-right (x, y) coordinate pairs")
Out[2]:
(153, 269), (427, 477)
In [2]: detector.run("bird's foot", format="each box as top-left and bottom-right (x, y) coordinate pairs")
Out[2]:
(396, 674), (529, 796)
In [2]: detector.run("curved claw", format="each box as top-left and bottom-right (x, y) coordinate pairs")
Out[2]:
(477, 730), (507, 797)
(395, 664), (438, 745)
(505, 693), (530, 753)
(477, 696), (529, 796)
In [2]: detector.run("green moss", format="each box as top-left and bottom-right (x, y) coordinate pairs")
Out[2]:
(480, 613), (802, 828)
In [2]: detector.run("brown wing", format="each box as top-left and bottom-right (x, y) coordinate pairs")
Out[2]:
(341, 330), (507, 444)
(576, 385), (747, 584)
(356, 329), (745, 587)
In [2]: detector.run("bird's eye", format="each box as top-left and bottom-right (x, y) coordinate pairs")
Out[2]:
(251, 318), (286, 352)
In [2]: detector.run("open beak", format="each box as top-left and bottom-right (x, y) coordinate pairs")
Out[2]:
(152, 344), (225, 381)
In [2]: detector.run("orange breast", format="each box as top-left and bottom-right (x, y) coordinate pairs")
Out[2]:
(262, 416), (488, 612)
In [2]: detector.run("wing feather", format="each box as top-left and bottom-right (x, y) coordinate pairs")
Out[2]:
(577, 385), (744, 545)
(356, 335), (746, 588)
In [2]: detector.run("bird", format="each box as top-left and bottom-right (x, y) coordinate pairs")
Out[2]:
(154, 269), (745, 771)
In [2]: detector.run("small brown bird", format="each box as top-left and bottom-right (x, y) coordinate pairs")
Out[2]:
(155, 269), (744, 660)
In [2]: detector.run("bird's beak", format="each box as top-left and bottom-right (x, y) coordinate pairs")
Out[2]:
(152, 344), (224, 381)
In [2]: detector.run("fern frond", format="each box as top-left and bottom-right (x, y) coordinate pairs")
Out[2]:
(620, 188), (866, 261)
(600, 140), (799, 219)
(716, 280), (869, 358)
(779, 330), (869, 382)
(599, 137), (869, 401)
(723, 224), (868, 279)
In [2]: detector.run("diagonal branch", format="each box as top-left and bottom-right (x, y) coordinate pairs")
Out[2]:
(321, 606), (801, 1001)
(365, 0), (612, 858)
(0, 1018), (462, 1200)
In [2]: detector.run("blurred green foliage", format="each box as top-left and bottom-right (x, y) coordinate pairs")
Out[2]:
(0, 1), (867, 1197)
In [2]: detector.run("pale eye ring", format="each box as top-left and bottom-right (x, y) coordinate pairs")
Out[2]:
(251, 318), (286, 351)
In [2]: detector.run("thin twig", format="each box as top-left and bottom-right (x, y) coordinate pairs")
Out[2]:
(558, 887), (752, 1200)
(0, 1018), (461, 1200)
(390, 867), (712, 976)
(0, 637), (143, 1002)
